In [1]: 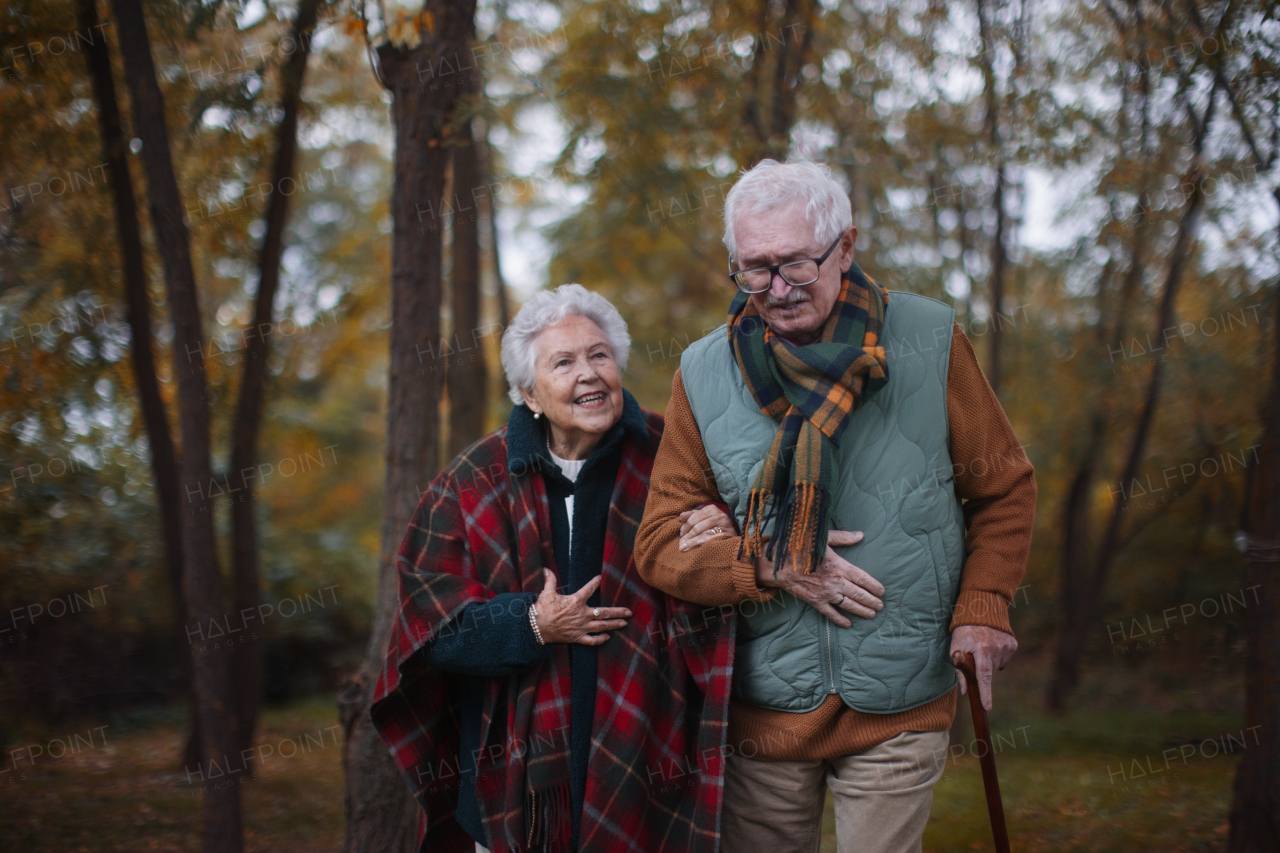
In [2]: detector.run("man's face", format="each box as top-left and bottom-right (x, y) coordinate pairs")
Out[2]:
(732, 203), (856, 344)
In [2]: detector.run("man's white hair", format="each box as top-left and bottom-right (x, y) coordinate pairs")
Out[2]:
(501, 283), (631, 405)
(722, 160), (853, 262)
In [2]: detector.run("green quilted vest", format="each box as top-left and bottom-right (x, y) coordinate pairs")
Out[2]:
(680, 291), (965, 714)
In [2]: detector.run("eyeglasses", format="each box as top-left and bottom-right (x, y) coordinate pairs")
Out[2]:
(727, 232), (845, 294)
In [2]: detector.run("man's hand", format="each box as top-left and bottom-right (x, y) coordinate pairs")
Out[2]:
(754, 530), (884, 628)
(950, 624), (1017, 711)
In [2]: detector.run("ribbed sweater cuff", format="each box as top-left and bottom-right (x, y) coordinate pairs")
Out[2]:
(731, 558), (776, 603)
(949, 589), (1013, 635)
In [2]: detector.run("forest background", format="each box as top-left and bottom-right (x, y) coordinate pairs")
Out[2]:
(2, 0), (1278, 850)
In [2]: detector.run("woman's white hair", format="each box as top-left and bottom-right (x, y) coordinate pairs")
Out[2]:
(501, 283), (631, 405)
(722, 160), (853, 262)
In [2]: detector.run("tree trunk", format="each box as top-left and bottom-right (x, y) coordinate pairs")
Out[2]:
(339, 3), (478, 850)
(109, 1), (242, 850)
(1044, 19), (1156, 713)
(958, 193), (974, 328)
(229, 0), (323, 757)
(976, 0), (1006, 395)
(766, 0), (814, 157)
(739, 0), (773, 162)
(1226, 260), (1280, 850)
(1043, 12), (1224, 707)
(77, 0), (200, 770)
(1047, 222), (1140, 715)
(1045, 417), (1102, 712)
(447, 118), (487, 458)
(1045, 152), (1212, 711)
(1184, 3), (1280, 832)
(986, 165), (1006, 393)
(740, 0), (814, 164)
(482, 127), (510, 401)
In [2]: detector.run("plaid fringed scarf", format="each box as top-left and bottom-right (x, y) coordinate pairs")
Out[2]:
(728, 263), (890, 575)
(370, 402), (735, 853)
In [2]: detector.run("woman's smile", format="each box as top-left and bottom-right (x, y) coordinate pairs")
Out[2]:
(521, 314), (626, 459)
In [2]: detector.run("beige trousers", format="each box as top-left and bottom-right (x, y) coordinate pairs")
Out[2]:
(721, 730), (950, 853)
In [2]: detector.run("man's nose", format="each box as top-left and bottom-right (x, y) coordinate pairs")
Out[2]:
(769, 270), (793, 299)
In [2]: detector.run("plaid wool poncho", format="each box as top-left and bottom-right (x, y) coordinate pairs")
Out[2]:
(371, 402), (736, 853)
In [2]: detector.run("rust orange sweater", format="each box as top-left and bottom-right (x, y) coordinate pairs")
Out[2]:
(634, 322), (1036, 760)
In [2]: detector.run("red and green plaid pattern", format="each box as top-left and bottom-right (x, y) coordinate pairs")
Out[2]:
(728, 264), (890, 575)
(371, 411), (735, 852)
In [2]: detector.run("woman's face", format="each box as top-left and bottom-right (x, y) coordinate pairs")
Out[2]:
(521, 315), (624, 452)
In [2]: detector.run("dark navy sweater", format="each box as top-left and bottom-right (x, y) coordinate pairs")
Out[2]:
(421, 394), (648, 851)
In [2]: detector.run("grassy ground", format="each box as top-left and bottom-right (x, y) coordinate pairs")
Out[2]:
(0, 699), (344, 852)
(911, 710), (1234, 853)
(0, 652), (1243, 851)
(825, 649), (1244, 852)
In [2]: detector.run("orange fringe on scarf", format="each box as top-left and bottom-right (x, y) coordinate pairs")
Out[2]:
(740, 482), (823, 575)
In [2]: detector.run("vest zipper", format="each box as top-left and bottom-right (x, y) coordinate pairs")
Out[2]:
(825, 620), (837, 693)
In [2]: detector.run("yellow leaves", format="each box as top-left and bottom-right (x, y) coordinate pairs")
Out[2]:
(340, 12), (365, 37)
(383, 8), (424, 47)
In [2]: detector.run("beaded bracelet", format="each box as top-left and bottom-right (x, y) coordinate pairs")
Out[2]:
(529, 603), (546, 645)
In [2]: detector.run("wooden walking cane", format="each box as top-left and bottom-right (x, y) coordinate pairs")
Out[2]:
(951, 651), (1012, 853)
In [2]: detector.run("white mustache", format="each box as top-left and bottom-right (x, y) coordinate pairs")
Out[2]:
(762, 291), (811, 309)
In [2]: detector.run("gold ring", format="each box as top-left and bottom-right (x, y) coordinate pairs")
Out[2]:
(713, 527), (723, 535)
(593, 608), (601, 618)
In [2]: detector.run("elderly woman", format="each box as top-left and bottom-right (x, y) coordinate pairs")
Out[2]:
(371, 284), (737, 853)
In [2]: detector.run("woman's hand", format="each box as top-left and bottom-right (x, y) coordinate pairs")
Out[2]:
(533, 569), (631, 646)
(678, 504), (737, 552)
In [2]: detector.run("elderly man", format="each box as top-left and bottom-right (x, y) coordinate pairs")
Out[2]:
(634, 160), (1036, 853)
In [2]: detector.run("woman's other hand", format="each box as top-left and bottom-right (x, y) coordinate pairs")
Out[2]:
(678, 504), (737, 552)
(533, 569), (631, 646)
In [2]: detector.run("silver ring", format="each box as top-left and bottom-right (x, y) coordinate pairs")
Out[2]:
(593, 608), (601, 618)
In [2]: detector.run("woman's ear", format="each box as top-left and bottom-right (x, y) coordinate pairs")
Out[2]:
(519, 385), (541, 416)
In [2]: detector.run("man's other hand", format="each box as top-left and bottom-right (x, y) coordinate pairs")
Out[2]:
(754, 530), (884, 628)
(950, 624), (1017, 711)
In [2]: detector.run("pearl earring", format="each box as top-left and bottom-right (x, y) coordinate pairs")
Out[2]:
(533, 411), (541, 420)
